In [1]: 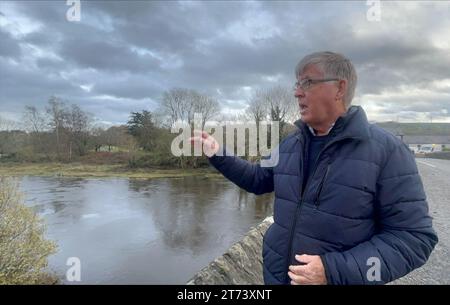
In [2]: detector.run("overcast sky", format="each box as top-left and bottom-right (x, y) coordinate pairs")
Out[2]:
(1, 0), (449, 126)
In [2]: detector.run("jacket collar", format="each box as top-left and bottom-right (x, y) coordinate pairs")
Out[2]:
(294, 105), (371, 141)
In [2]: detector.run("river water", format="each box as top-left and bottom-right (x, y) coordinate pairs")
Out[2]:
(18, 176), (274, 284)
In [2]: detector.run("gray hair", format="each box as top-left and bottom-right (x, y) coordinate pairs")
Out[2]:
(295, 51), (357, 108)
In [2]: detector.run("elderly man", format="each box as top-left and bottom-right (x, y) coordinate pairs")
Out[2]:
(191, 51), (438, 285)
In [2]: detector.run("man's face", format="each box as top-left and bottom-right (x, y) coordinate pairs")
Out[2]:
(294, 64), (340, 126)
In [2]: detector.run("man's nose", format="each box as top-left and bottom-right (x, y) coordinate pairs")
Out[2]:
(294, 87), (305, 98)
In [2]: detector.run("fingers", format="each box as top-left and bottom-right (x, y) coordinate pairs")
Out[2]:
(290, 255), (327, 285)
(189, 136), (203, 144)
(288, 271), (309, 285)
(295, 254), (314, 264)
(190, 130), (219, 157)
(193, 130), (210, 139)
(289, 254), (313, 285)
(190, 135), (213, 147)
(289, 264), (307, 275)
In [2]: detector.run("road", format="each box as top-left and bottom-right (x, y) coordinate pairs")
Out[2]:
(391, 158), (450, 284)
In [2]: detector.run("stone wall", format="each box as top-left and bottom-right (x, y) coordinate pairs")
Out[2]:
(187, 216), (274, 285)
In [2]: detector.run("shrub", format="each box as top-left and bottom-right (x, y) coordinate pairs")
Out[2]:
(0, 177), (58, 284)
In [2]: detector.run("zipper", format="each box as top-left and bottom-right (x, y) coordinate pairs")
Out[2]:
(314, 163), (330, 208)
(284, 134), (356, 284)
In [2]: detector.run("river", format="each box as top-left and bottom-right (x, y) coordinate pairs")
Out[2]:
(18, 176), (274, 284)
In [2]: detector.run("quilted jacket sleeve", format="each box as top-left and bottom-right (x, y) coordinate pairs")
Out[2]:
(208, 147), (274, 195)
(321, 141), (438, 284)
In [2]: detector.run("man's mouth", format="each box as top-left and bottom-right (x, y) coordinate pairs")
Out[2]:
(300, 104), (308, 113)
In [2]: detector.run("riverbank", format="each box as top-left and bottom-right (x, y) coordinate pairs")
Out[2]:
(0, 162), (222, 179)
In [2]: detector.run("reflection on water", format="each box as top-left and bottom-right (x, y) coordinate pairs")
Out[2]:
(19, 176), (273, 284)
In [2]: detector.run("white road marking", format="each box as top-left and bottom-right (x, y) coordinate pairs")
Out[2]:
(417, 160), (437, 168)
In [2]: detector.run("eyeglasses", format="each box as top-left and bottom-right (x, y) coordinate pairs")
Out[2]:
(293, 78), (340, 91)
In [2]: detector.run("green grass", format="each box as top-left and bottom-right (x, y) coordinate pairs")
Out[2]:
(0, 162), (223, 179)
(376, 122), (450, 135)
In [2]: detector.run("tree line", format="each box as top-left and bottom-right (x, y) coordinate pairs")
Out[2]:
(0, 86), (297, 168)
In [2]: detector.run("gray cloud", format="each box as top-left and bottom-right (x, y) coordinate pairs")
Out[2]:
(0, 58), (82, 104)
(1, 0), (449, 124)
(0, 27), (21, 58)
(59, 37), (163, 73)
(91, 73), (164, 100)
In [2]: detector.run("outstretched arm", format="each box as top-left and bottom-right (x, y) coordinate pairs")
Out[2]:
(190, 130), (274, 195)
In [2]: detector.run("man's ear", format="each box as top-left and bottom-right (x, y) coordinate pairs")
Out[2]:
(336, 79), (347, 101)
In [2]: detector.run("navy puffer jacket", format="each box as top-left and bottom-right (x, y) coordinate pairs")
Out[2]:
(209, 106), (438, 285)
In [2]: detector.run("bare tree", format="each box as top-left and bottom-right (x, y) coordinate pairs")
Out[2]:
(160, 88), (220, 127)
(192, 92), (221, 128)
(23, 106), (47, 134)
(89, 127), (104, 152)
(160, 88), (193, 126)
(102, 126), (130, 152)
(159, 88), (220, 168)
(46, 96), (66, 159)
(64, 104), (91, 159)
(266, 86), (296, 132)
(22, 106), (48, 157)
(45, 97), (92, 160)
(249, 86), (296, 135)
(0, 115), (6, 131)
(246, 92), (268, 126)
(0, 115), (19, 131)
(0, 116), (22, 157)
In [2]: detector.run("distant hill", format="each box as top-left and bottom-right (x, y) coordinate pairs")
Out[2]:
(374, 122), (450, 136)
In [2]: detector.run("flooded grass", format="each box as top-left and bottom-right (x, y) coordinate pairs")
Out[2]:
(0, 162), (223, 179)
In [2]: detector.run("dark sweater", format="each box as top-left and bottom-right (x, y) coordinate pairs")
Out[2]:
(303, 129), (332, 191)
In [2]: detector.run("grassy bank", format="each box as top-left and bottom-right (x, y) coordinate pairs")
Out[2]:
(0, 162), (223, 179)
